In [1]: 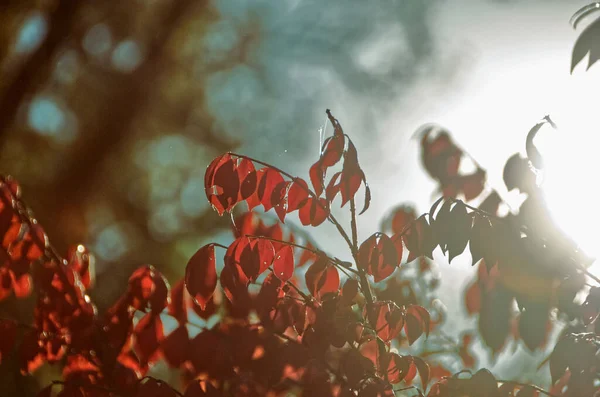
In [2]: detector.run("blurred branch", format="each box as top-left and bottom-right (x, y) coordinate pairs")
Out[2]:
(0, 0), (81, 144)
(45, 0), (229, 251)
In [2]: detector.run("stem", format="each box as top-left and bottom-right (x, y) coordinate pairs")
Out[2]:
(350, 199), (359, 254)
(246, 234), (358, 275)
(350, 198), (376, 327)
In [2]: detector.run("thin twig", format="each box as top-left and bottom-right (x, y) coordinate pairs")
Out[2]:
(245, 234), (359, 275)
(351, 198), (376, 328)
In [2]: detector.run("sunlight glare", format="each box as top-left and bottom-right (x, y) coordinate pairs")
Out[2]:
(537, 64), (600, 264)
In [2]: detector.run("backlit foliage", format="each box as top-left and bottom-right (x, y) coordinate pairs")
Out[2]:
(2, 3), (600, 397)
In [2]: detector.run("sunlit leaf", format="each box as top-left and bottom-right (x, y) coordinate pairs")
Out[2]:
(185, 244), (217, 310)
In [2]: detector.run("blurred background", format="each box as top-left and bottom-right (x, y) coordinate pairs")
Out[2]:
(0, 0), (598, 390)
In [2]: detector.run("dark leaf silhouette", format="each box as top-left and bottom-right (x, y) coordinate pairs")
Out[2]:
(572, 8), (600, 71)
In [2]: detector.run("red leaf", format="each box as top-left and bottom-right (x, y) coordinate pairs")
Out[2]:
(305, 257), (339, 298)
(161, 325), (189, 368)
(254, 238), (275, 276)
(404, 311), (424, 345)
(205, 154), (230, 195)
(371, 301), (404, 342)
(299, 197), (329, 227)
(287, 178), (310, 212)
(133, 314), (164, 367)
(321, 134), (345, 167)
(257, 168), (285, 212)
(270, 181), (290, 222)
(205, 155), (240, 216)
(388, 205), (417, 235)
(168, 280), (187, 324)
(256, 273), (284, 326)
(0, 318), (17, 363)
(67, 245), (95, 289)
(238, 238), (275, 281)
(386, 353), (411, 384)
(412, 356), (430, 390)
(273, 245), (294, 281)
(236, 158), (257, 201)
(358, 233), (398, 282)
(220, 263), (250, 306)
(239, 239), (260, 281)
(339, 140), (364, 207)
(406, 305), (431, 337)
(127, 265), (170, 313)
(309, 161), (325, 197)
(325, 172), (343, 202)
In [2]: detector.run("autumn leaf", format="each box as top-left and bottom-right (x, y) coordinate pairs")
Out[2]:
(185, 244), (218, 310)
(273, 245), (294, 281)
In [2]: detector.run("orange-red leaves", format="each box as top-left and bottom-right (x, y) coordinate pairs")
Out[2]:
(465, 281), (482, 315)
(299, 197), (329, 227)
(185, 244), (217, 310)
(205, 154), (239, 216)
(257, 168), (285, 212)
(358, 233), (398, 282)
(236, 158), (257, 201)
(406, 305), (431, 339)
(273, 245), (294, 281)
(127, 265), (170, 313)
(287, 178), (310, 212)
(0, 318), (16, 363)
(256, 273), (284, 327)
(240, 238), (275, 281)
(133, 314), (164, 367)
(386, 354), (430, 389)
(370, 301), (404, 342)
(305, 257), (339, 298)
(322, 133), (346, 167)
(220, 263), (250, 306)
(66, 245), (95, 289)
